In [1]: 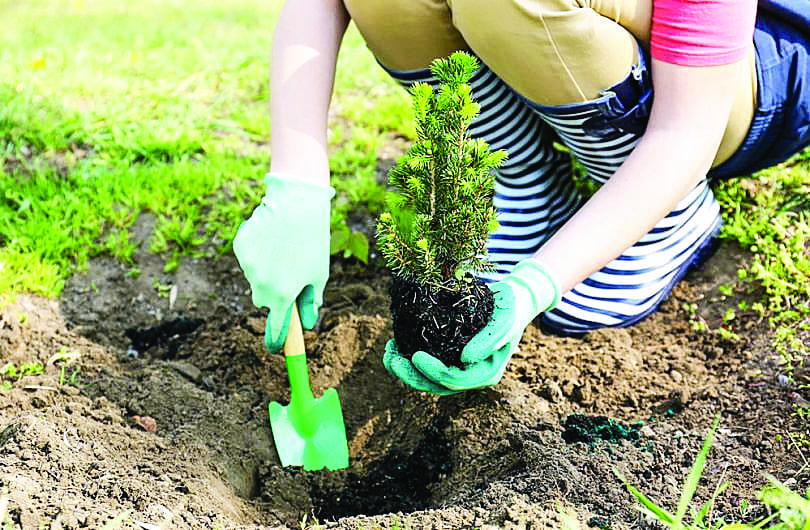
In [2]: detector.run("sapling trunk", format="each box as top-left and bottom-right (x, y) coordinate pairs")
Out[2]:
(376, 51), (507, 367)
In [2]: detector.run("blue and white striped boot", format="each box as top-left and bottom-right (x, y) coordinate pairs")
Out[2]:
(383, 61), (581, 282)
(527, 47), (723, 334)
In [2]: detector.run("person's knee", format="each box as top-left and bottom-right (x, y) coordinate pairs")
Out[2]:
(342, 0), (467, 71)
(449, 0), (578, 57)
(449, 0), (637, 104)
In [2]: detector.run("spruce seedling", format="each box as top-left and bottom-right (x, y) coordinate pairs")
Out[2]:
(376, 51), (507, 367)
(377, 51), (506, 287)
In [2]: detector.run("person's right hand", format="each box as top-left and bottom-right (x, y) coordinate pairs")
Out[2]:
(233, 172), (335, 352)
(384, 259), (560, 393)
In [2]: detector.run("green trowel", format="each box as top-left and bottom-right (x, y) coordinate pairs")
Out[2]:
(268, 304), (349, 471)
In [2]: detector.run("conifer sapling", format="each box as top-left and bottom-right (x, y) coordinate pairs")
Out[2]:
(376, 51), (507, 368)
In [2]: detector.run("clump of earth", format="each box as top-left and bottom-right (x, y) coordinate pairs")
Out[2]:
(1, 224), (807, 528)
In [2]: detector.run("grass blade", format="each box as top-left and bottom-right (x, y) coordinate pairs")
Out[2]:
(676, 413), (722, 524)
(695, 480), (730, 526)
(614, 469), (677, 526)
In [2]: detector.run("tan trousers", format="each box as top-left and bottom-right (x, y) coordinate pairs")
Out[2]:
(342, 0), (758, 166)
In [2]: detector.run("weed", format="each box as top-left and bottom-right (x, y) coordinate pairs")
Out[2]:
(789, 405), (810, 450)
(616, 415), (726, 529)
(684, 302), (700, 318)
(618, 414), (810, 529)
(715, 326), (742, 342)
(298, 513), (324, 530)
(739, 499), (752, 520)
(0, 360), (44, 390)
(330, 223), (370, 264)
(0, 363), (16, 380)
(691, 318), (710, 333)
(718, 283), (734, 297)
(18, 361), (44, 379)
(714, 163), (810, 380)
(758, 475), (810, 528)
(49, 348), (81, 386)
(151, 277), (173, 299)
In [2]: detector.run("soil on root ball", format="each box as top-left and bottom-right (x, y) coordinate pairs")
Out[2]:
(389, 274), (494, 368)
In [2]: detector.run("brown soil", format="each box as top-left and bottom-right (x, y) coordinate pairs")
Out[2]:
(1, 235), (808, 529)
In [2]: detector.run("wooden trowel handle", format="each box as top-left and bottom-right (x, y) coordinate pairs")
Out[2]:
(283, 303), (305, 358)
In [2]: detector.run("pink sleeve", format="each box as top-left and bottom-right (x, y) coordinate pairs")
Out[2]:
(651, 0), (757, 66)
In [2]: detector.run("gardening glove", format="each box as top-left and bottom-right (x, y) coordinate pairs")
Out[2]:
(410, 259), (561, 392)
(382, 339), (459, 396)
(233, 172), (335, 353)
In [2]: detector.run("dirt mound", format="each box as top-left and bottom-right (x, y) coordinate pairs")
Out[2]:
(1, 244), (807, 529)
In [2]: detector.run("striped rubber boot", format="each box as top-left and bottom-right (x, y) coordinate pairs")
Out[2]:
(383, 61), (581, 282)
(527, 48), (723, 334)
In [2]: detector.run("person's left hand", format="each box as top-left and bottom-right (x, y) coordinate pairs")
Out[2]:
(383, 260), (561, 393)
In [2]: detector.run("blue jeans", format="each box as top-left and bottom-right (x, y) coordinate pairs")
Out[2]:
(711, 0), (810, 179)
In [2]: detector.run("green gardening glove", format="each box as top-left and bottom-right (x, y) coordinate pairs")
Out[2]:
(382, 339), (459, 395)
(233, 172), (335, 352)
(409, 259), (561, 392)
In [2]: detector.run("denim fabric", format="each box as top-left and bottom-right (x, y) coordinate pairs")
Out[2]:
(710, 1), (810, 179)
(526, 45), (654, 141)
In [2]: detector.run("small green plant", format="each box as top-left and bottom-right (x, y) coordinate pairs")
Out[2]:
(617, 414), (810, 529)
(714, 165), (810, 381)
(1, 363), (17, 380)
(376, 51), (506, 288)
(616, 414), (729, 529)
(788, 405), (810, 450)
(330, 222), (370, 264)
(375, 51), (506, 366)
(715, 326), (742, 342)
(49, 348), (81, 386)
(1, 362), (15, 392)
(758, 475), (810, 528)
(18, 361), (44, 379)
(0, 360), (44, 390)
(298, 513), (324, 530)
(151, 277), (173, 298)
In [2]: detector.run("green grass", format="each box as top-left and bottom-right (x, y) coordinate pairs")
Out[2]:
(0, 0), (403, 299)
(714, 160), (810, 379)
(4, 2), (806, 348)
